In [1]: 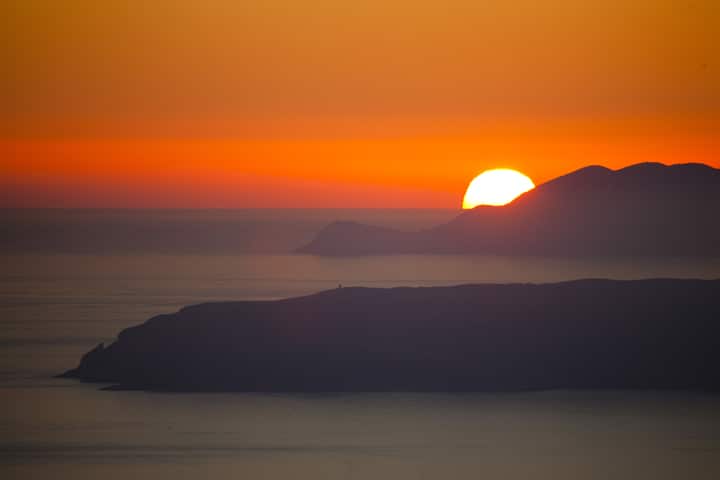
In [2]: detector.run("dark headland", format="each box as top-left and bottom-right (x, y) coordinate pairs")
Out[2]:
(298, 163), (720, 256)
(63, 279), (720, 392)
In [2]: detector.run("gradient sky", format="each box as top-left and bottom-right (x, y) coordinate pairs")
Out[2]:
(2, 1), (718, 207)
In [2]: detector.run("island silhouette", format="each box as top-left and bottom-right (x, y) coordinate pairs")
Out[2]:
(298, 162), (720, 256)
(62, 279), (720, 392)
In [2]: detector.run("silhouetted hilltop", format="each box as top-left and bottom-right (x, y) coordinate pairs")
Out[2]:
(298, 163), (720, 256)
(62, 279), (720, 392)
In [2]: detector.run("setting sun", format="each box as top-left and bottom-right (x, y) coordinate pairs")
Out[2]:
(462, 169), (535, 209)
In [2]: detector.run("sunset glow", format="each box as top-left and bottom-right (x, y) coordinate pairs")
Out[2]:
(462, 169), (535, 208)
(2, 1), (719, 208)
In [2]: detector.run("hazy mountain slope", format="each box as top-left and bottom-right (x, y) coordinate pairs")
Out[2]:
(298, 163), (720, 256)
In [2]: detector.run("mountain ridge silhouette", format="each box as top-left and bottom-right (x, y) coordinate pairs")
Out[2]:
(298, 162), (720, 256)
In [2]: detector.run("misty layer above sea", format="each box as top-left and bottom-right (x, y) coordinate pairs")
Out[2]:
(0, 208), (459, 254)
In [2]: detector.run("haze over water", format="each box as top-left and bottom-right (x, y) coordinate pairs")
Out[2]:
(2, 209), (720, 479)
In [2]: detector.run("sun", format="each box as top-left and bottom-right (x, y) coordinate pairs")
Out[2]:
(462, 169), (535, 209)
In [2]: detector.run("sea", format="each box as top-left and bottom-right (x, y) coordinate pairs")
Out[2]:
(2, 209), (720, 479)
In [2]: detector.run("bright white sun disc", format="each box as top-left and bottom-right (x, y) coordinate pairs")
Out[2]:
(462, 169), (535, 209)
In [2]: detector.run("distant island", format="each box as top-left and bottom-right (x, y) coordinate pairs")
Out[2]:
(298, 163), (720, 256)
(62, 279), (720, 392)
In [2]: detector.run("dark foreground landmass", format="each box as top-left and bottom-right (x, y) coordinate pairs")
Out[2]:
(63, 279), (720, 392)
(298, 163), (720, 256)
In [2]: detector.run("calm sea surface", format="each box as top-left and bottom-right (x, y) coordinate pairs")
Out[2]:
(2, 209), (720, 479)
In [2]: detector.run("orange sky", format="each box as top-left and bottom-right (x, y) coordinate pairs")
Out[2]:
(2, 1), (718, 208)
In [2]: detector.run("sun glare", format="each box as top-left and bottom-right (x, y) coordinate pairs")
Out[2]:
(462, 169), (535, 209)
